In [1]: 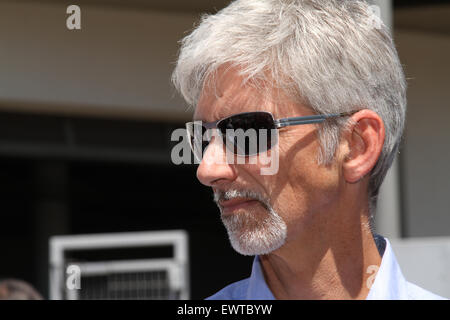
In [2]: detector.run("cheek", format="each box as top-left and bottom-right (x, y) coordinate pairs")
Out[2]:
(275, 139), (341, 218)
(237, 134), (341, 218)
(294, 141), (340, 195)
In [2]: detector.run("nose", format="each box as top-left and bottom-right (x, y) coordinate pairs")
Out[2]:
(196, 135), (237, 187)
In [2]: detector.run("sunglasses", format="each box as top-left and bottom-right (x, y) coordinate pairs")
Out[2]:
(186, 111), (354, 162)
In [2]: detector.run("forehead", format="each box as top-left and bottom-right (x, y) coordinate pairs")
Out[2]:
(194, 67), (273, 122)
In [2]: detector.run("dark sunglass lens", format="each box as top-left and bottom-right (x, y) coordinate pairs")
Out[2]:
(218, 112), (276, 156)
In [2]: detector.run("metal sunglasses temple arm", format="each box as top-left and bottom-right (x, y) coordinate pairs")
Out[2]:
(274, 112), (353, 128)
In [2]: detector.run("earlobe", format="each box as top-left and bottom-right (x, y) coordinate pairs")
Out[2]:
(342, 110), (385, 184)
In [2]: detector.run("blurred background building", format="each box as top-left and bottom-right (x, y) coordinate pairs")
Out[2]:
(0, 0), (449, 299)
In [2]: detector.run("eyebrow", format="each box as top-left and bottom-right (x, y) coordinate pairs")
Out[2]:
(193, 101), (236, 123)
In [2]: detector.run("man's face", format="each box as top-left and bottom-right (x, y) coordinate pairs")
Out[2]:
(194, 67), (343, 256)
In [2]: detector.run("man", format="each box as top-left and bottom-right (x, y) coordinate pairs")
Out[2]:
(172, 0), (445, 299)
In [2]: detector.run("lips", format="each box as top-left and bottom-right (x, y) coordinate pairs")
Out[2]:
(219, 198), (259, 215)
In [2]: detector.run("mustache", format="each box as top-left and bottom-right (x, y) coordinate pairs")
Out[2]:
(213, 189), (270, 210)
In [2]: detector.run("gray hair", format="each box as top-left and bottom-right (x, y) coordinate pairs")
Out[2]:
(172, 0), (407, 218)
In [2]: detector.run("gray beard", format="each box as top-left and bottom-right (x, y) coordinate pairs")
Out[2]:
(214, 189), (287, 256)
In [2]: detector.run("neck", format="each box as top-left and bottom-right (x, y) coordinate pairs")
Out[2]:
(260, 197), (382, 300)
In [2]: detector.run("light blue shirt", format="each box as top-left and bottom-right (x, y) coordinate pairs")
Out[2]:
(207, 237), (446, 300)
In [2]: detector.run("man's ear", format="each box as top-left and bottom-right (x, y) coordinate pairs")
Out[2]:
(342, 109), (385, 183)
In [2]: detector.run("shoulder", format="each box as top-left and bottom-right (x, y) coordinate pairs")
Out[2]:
(205, 278), (250, 300)
(405, 281), (447, 300)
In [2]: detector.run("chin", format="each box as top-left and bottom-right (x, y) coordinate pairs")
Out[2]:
(229, 234), (286, 256)
(222, 209), (288, 256)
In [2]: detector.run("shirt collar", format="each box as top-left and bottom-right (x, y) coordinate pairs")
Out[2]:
(365, 237), (409, 299)
(246, 236), (408, 300)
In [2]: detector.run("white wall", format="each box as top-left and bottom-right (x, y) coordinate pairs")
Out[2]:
(0, 1), (197, 121)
